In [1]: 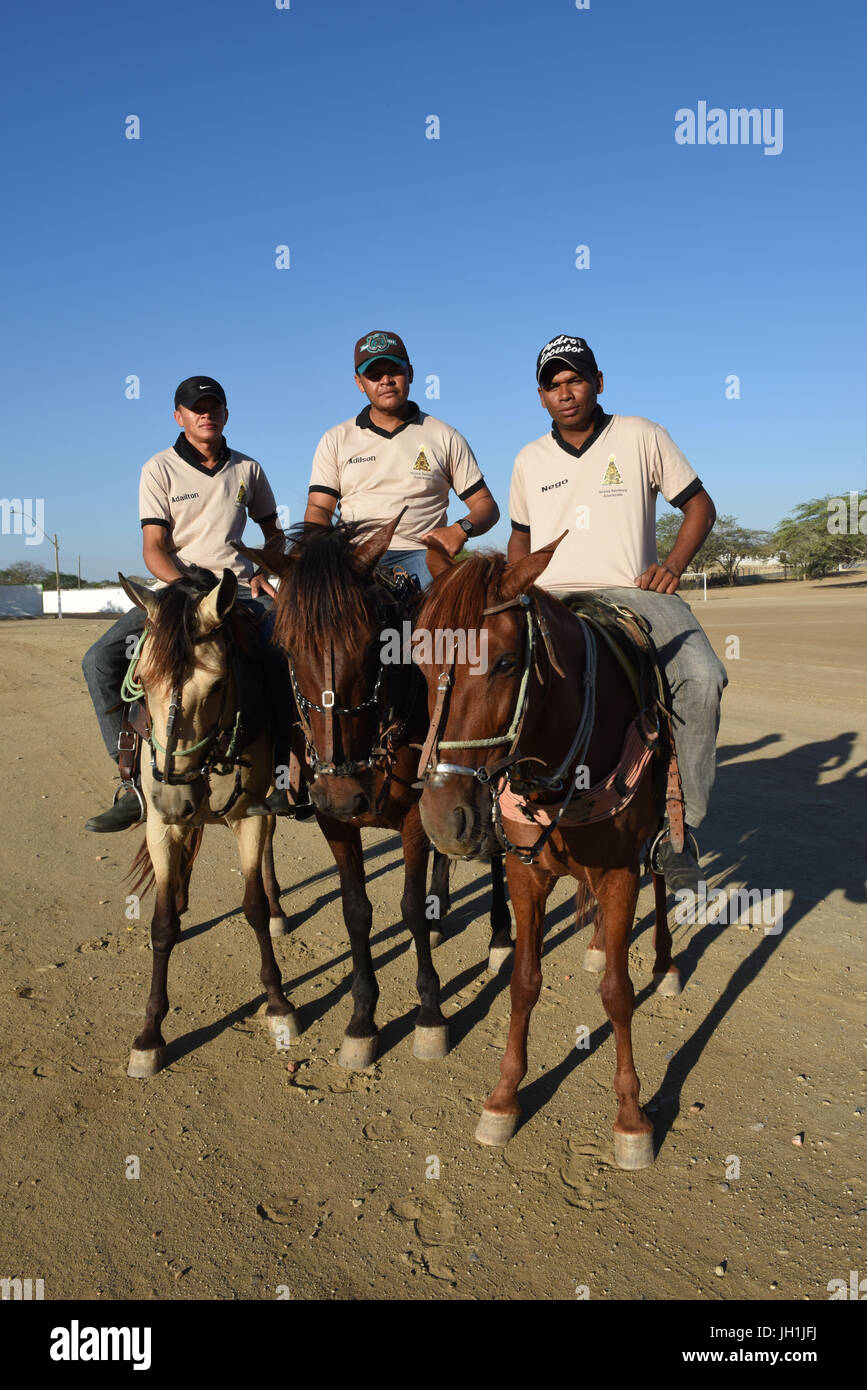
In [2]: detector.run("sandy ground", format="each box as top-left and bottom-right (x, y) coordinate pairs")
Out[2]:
(0, 577), (864, 1301)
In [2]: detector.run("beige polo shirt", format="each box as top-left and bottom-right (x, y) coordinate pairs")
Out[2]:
(139, 434), (278, 587)
(309, 403), (485, 549)
(509, 410), (702, 592)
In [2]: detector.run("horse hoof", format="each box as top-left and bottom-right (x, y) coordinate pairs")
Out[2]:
(614, 1128), (655, 1169)
(653, 968), (681, 997)
(269, 915), (289, 937)
(487, 944), (514, 975)
(412, 1024), (449, 1060)
(475, 1109), (519, 1147)
(267, 1012), (300, 1049)
(583, 946), (606, 973)
(127, 1047), (165, 1079)
(338, 1035), (378, 1069)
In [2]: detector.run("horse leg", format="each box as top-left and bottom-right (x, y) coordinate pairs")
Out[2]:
(427, 848), (450, 948)
(581, 886), (605, 974)
(595, 866), (655, 1170)
(232, 815), (298, 1051)
(324, 819), (379, 1069)
(262, 814), (289, 937)
(402, 808), (448, 1060)
(128, 822), (187, 1078)
(476, 860), (554, 1145)
(487, 854), (514, 976)
(651, 870), (681, 996)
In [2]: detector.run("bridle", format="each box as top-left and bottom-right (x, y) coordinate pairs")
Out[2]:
(416, 590), (601, 864)
(122, 620), (252, 818)
(286, 582), (417, 810)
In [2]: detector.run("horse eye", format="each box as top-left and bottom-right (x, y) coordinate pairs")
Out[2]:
(493, 654), (517, 674)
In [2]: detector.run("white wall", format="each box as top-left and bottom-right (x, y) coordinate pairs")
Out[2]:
(0, 584), (43, 617)
(42, 587), (137, 615)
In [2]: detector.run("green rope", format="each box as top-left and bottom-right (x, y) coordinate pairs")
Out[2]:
(120, 632), (147, 702)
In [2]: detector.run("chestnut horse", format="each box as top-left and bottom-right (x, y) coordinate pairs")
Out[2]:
(414, 540), (680, 1169)
(237, 518), (513, 1069)
(119, 570), (298, 1077)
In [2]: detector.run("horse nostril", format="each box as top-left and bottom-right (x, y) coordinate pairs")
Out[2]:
(454, 805), (467, 840)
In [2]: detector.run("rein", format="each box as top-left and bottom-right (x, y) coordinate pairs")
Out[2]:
(123, 618), (253, 818)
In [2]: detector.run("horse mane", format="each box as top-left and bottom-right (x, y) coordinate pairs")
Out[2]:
(416, 551), (510, 634)
(143, 570), (220, 688)
(273, 521), (383, 660)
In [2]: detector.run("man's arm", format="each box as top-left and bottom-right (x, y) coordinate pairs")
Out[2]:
(507, 526), (531, 565)
(304, 491), (338, 527)
(142, 524), (184, 584)
(635, 488), (717, 594)
(420, 486), (500, 558)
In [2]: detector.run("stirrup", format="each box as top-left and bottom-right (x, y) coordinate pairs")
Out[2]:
(114, 779), (146, 822)
(647, 824), (700, 874)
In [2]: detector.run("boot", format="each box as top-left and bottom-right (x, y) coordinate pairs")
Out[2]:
(654, 822), (701, 894)
(85, 784), (145, 832)
(259, 785), (315, 820)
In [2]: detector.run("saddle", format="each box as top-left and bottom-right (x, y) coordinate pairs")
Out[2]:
(498, 591), (687, 854)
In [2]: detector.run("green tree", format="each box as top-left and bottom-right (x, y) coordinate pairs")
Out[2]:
(656, 510), (771, 584)
(774, 491), (867, 578)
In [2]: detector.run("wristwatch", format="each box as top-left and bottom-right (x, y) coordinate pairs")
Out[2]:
(457, 516), (474, 538)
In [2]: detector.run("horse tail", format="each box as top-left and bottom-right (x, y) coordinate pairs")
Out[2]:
(126, 834), (155, 899)
(182, 826), (204, 882)
(575, 878), (597, 930)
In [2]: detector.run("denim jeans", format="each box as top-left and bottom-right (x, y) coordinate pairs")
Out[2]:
(381, 548), (431, 591)
(592, 587), (728, 828)
(81, 593), (288, 766)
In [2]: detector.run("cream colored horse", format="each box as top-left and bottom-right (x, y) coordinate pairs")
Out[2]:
(118, 569), (298, 1078)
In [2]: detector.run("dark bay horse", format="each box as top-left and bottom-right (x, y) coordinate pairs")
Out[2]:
(237, 518), (513, 1069)
(119, 570), (298, 1077)
(414, 540), (680, 1169)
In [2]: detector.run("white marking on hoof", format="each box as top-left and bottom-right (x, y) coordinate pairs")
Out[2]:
(127, 1047), (166, 1079)
(338, 1035), (378, 1069)
(613, 1128), (655, 1170)
(412, 1024), (449, 1060)
(583, 946), (606, 973)
(475, 1109), (519, 1147)
(487, 944), (514, 976)
(267, 1011), (300, 1049)
(269, 915), (289, 937)
(653, 968), (682, 997)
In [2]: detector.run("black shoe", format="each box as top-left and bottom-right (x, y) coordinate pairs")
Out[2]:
(246, 788), (315, 820)
(85, 788), (145, 833)
(655, 826), (701, 894)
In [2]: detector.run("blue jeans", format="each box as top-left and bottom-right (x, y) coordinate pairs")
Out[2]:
(382, 548), (431, 591)
(595, 588), (728, 829)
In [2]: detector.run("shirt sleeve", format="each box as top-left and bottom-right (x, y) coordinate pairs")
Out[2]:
(246, 460), (278, 523)
(508, 454), (531, 532)
(139, 457), (171, 528)
(650, 424), (701, 507)
(446, 429), (485, 501)
(308, 428), (341, 499)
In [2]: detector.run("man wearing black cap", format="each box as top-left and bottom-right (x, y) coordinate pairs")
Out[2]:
(81, 377), (288, 831)
(508, 335), (727, 891)
(304, 331), (499, 587)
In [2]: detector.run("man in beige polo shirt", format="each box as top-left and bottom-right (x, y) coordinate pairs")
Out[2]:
(82, 376), (288, 831)
(508, 334), (727, 892)
(304, 330), (499, 586)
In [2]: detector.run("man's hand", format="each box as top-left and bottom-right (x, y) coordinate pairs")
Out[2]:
(250, 571), (277, 599)
(420, 521), (466, 558)
(634, 561), (682, 594)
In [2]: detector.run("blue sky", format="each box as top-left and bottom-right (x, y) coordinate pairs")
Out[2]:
(2, 0), (864, 579)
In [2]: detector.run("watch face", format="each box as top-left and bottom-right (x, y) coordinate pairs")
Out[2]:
(459, 518), (473, 534)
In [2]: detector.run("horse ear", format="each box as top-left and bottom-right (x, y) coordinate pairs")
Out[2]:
(233, 541), (295, 580)
(353, 509), (407, 572)
(118, 572), (158, 617)
(197, 569), (238, 633)
(499, 531), (569, 601)
(425, 537), (454, 580)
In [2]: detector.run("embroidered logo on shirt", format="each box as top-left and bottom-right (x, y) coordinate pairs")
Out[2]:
(236, 483), (247, 506)
(412, 449), (431, 473)
(601, 455), (622, 487)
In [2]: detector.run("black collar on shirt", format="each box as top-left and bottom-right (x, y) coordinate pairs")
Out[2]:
(550, 405), (612, 460)
(355, 400), (422, 440)
(174, 432), (232, 477)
